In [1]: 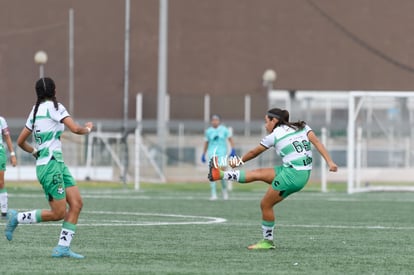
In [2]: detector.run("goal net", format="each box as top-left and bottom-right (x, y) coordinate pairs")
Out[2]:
(347, 91), (414, 193)
(84, 129), (166, 187)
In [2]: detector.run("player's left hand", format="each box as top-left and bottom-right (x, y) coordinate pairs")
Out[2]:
(10, 155), (17, 167)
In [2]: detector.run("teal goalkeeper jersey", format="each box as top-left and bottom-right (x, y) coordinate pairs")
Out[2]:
(204, 124), (231, 159)
(260, 124), (313, 170)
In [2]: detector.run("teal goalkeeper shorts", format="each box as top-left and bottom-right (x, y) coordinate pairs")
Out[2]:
(36, 158), (76, 201)
(272, 166), (311, 198)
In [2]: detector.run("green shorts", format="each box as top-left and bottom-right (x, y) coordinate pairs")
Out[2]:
(272, 166), (311, 198)
(36, 158), (76, 201)
(0, 148), (6, 171)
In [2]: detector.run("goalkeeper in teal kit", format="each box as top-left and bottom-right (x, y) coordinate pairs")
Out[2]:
(202, 114), (236, 200)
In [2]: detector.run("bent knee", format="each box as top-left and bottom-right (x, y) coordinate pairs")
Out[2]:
(70, 198), (83, 212)
(260, 196), (282, 210)
(260, 199), (273, 210)
(52, 208), (67, 220)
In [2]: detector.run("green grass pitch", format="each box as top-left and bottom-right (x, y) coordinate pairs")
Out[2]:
(1, 181), (413, 274)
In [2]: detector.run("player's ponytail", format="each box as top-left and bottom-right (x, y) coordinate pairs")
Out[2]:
(33, 77), (58, 129)
(267, 108), (306, 130)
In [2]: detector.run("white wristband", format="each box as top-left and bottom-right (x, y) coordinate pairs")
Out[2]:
(86, 127), (91, 133)
(10, 152), (15, 156)
(32, 148), (38, 156)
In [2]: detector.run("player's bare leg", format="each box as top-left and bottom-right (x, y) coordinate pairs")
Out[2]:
(248, 187), (283, 250)
(52, 186), (84, 259)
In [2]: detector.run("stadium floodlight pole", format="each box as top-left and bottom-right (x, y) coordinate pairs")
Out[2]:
(123, 0), (130, 133)
(156, 0), (168, 173)
(121, 0), (131, 185)
(34, 50), (48, 78)
(68, 8), (75, 116)
(262, 69), (277, 110)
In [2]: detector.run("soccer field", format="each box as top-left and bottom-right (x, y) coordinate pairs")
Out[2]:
(1, 182), (413, 275)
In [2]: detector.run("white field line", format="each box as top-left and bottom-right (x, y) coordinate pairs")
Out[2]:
(224, 223), (414, 231)
(8, 193), (414, 203)
(0, 211), (227, 227)
(5, 194), (414, 229)
(1, 210), (413, 230)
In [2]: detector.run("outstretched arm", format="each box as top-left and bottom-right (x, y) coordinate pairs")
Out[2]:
(61, 117), (93, 135)
(307, 130), (338, 172)
(230, 144), (267, 168)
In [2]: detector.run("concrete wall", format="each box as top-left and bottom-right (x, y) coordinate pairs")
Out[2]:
(1, 0), (414, 121)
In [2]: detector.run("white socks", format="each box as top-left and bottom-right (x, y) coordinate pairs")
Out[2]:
(17, 210), (39, 224)
(222, 170), (240, 181)
(58, 222), (77, 247)
(58, 228), (75, 247)
(0, 191), (7, 214)
(262, 221), (275, 241)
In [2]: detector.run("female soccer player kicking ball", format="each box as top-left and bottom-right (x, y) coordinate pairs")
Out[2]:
(4, 77), (93, 258)
(209, 108), (338, 249)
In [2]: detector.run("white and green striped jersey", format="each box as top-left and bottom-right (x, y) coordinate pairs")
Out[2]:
(260, 124), (313, 170)
(0, 116), (9, 149)
(25, 101), (70, 166)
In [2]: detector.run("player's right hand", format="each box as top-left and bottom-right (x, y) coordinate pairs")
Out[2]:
(328, 162), (338, 172)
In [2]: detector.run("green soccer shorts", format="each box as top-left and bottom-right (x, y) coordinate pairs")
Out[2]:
(272, 166), (311, 198)
(36, 158), (76, 201)
(0, 147), (6, 171)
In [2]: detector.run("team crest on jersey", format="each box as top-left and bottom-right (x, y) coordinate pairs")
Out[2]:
(57, 185), (65, 195)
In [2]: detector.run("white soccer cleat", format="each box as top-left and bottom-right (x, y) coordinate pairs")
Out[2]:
(223, 190), (229, 200)
(209, 195), (217, 201)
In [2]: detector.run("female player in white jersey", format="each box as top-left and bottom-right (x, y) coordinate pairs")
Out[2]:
(4, 77), (93, 259)
(0, 116), (17, 216)
(209, 108), (338, 249)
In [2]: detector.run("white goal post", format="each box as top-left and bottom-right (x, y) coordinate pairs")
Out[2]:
(347, 91), (414, 193)
(84, 94), (166, 188)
